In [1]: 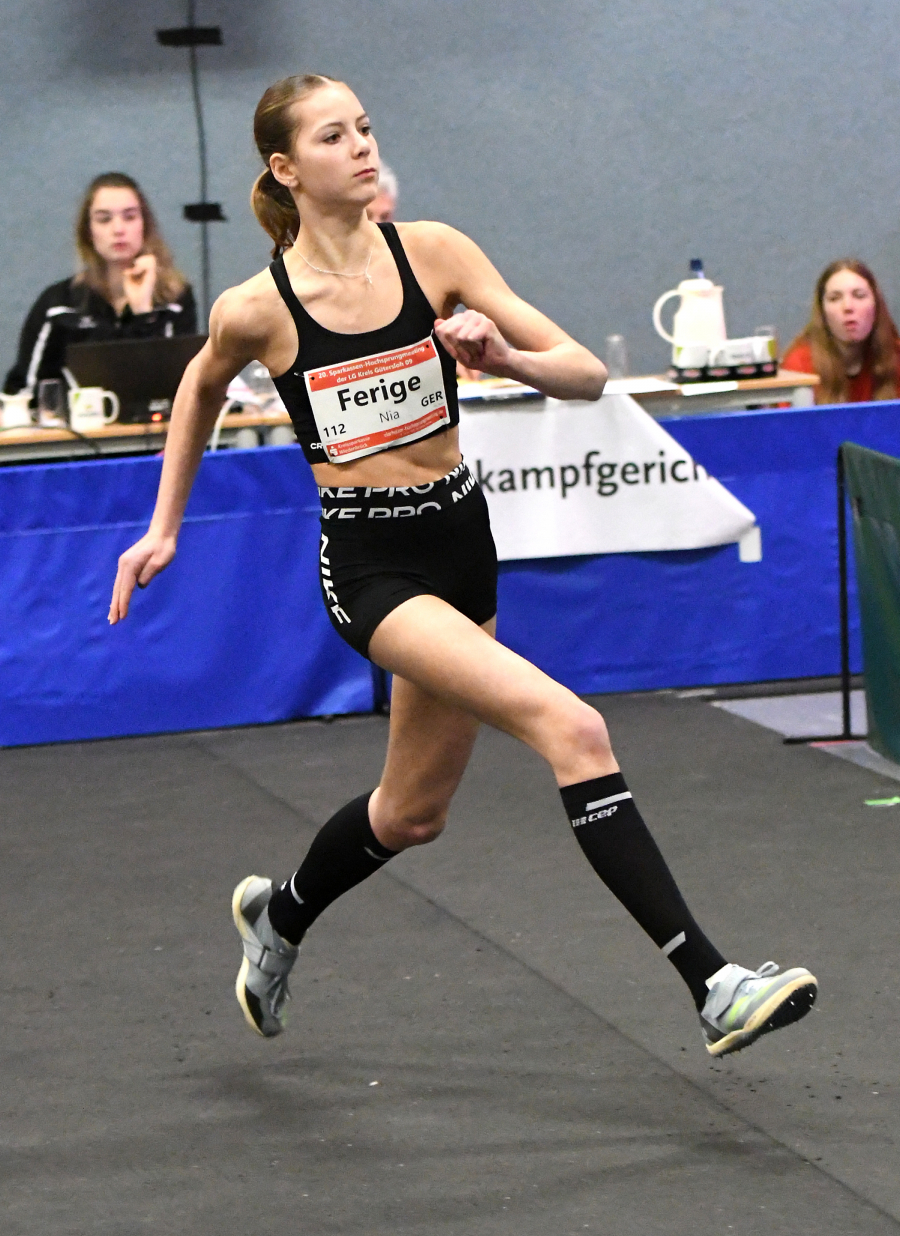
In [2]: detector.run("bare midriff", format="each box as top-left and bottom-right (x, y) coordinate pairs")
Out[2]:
(310, 426), (463, 489)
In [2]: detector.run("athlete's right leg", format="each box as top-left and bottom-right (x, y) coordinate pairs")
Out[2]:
(365, 596), (817, 1055)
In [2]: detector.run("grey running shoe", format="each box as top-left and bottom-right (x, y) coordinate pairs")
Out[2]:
(701, 961), (817, 1057)
(232, 876), (299, 1038)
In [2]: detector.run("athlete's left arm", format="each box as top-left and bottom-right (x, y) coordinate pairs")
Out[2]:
(409, 223), (606, 401)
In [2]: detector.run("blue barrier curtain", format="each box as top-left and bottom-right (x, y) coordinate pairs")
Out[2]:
(0, 447), (373, 746)
(4, 402), (900, 747)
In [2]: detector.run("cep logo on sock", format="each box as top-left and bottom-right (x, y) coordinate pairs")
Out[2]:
(571, 804), (619, 827)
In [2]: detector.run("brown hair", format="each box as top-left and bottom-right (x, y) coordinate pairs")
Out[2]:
(251, 74), (338, 256)
(73, 172), (186, 304)
(787, 259), (900, 404)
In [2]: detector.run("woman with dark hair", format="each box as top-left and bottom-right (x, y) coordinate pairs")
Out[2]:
(3, 172), (196, 395)
(782, 259), (900, 404)
(109, 74), (816, 1058)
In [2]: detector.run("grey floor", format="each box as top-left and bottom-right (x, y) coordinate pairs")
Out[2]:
(713, 689), (869, 740)
(714, 690), (900, 782)
(2, 691), (900, 1235)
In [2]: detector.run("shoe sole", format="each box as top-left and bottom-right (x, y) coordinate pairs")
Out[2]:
(232, 875), (273, 1038)
(706, 973), (818, 1057)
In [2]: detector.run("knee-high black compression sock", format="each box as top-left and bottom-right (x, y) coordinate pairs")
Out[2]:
(561, 772), (725, 1009)
(267, 791), (398, 946)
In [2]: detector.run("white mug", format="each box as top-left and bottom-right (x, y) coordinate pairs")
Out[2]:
(708, 338), (756, 367)
(751, 334), (777, 363)
(0, 392), (33, 429)
(68, 386), (119, 432)
(672, 342), (710, 369)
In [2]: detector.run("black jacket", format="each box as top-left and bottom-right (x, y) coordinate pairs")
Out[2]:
(4, 278), (197, 393)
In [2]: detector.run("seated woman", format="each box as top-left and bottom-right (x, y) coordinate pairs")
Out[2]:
(782, 258), (900, 403)
(4, 172), (196, 394)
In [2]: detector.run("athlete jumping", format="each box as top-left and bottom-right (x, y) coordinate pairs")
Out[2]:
(109, 74), (817, 1057)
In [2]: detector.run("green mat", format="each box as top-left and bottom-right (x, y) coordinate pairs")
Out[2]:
(843, 442), (900, 762)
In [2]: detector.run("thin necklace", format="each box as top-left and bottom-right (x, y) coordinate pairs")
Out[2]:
(297, 241), (376, 285)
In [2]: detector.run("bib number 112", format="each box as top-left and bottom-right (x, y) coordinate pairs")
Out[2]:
(322, 423), (346, 438)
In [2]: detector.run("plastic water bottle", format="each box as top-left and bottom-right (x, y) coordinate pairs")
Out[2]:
(242, 361), (276, 397)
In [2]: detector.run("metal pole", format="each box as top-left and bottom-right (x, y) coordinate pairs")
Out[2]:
(186, 1), (211, 324)
(837, 445), (852, 738)
(783, 442), (860, 744)
(155, 9), (224, 315)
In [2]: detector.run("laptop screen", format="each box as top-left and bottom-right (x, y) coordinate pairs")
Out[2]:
(66, 335), (207, 423)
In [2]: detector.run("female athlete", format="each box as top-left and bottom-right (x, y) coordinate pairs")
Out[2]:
(109, 74), (816, 1057)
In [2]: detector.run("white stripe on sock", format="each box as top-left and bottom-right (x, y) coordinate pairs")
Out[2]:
(585, 791), (633, 810)
(662, 930), (686, 957)
(288, 876), (304, 906)
(364, 847), (389, 862)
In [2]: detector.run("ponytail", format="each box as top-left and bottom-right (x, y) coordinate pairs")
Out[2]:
(251, 73), (337, 257)
(251, 167), (300, 257)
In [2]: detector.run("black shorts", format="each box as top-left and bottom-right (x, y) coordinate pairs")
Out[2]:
(317, 461), (498, 658)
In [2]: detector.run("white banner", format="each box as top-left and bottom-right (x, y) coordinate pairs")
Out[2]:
(458, 393), (760, 562)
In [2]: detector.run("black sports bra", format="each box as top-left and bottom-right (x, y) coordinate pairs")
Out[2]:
(269, 223), (460, 465)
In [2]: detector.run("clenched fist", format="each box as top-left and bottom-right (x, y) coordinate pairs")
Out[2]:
(434, 310), (516, 377)
(123, 254), (158, 316)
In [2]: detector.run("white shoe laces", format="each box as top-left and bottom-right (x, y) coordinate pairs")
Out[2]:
(704, 960), (779, 1021)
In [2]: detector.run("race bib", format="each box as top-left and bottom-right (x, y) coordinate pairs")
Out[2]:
(305, 335), (450, 463)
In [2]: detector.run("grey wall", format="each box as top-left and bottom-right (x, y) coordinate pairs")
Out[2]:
(3, 0), (900, 377)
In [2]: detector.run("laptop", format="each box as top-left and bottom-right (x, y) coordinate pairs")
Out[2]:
(66, 335), (207, 424)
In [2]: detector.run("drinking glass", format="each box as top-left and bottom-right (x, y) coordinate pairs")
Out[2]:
(605, 334), (628, 380)
(37, 379), (67, 427)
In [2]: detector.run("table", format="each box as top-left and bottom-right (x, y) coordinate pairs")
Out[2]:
(457, 370), (820, 420)
(0, 407), (296, 465)
(0, 371), (821, 465)
(620, 369), (819, 418)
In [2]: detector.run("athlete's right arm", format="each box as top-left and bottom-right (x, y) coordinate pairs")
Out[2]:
(108, 286), (266, 623)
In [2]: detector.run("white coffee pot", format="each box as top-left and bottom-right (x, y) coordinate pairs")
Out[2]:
(0, 392), (33, 429)
(653, 264), (727, 357)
